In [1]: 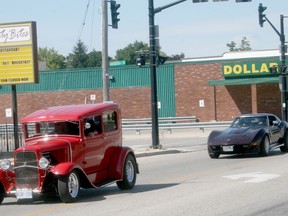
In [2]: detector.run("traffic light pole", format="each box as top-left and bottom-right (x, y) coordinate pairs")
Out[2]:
(279, 15), (287, 121)
(149, 0), (159, 149)
(262, 14), (287, 121)
(148, 0), (187, 149)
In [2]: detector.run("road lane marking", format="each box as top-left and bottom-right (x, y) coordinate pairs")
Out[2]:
(223, 172), (280, 183)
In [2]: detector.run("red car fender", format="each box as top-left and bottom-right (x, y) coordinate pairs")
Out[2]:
(50, 162), (84, 176)
(108, 146), (137, 180)
(0, 169), (15, 194)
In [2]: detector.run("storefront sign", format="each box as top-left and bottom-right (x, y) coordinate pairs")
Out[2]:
(223, 62), (279, 78)
(0, 21), (38, 85)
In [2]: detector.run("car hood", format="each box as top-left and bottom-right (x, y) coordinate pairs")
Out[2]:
(16, 137), (80, 153)
(208, 127), (261, 145)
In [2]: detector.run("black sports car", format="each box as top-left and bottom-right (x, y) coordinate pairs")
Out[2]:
(207, 113), (288, 158)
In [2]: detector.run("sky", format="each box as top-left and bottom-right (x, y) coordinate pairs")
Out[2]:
(1, 0), (287, 59)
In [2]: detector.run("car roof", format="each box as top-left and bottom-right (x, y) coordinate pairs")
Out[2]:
(22, 103), (120, 123)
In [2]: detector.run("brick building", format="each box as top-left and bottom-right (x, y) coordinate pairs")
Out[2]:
(0, 49), (285, 124)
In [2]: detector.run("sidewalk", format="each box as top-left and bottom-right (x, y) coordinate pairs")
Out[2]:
(122, 127), (213, 157)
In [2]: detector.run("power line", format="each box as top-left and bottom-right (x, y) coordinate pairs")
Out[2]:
(89, 0), (96, 51)
(76, 0), (91, 42)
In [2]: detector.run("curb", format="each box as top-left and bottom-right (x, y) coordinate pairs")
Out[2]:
(135, 149), (182, 158)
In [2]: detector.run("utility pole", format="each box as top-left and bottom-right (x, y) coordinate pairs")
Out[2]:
(102, 0), (109, 102)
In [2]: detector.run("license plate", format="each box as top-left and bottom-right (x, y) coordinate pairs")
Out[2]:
(223, 146), (234, 152)
(16, 189), (33, 199)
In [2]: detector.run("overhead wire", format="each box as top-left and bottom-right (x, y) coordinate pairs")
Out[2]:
(76, 0), (91, 43)
(89, 0), (96, 51)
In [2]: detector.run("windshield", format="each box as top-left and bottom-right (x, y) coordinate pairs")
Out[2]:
(25, 121), (80, 138)
(231, 116), (268, 128)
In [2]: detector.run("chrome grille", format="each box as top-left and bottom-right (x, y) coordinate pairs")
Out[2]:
(15, 151), (39, 188)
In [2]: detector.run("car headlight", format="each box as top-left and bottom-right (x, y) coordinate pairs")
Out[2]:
(39, 157), (50, 169)
(0, 159), (11, 170)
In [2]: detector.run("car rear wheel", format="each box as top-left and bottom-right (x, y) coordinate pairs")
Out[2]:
(117, 154), (137, 190)
(280, 131), (288, 152)
(259, 135), (270, 157)
(58, 170), (80, 203)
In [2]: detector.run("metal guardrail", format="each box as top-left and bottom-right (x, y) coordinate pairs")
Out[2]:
(122, 117), (232, 134)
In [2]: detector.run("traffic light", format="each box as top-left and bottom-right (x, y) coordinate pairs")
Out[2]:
(136, 55), (146, 67)
(269, 65), (287, 74)
(281, 65), (287, 73)
(157, 56), (169, 66)
(269, 65), (278, 74)
(258, 3), (267, 27)
(110, 1), (120, 29)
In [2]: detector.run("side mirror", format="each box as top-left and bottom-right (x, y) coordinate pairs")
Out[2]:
(272, 120), (279, 126)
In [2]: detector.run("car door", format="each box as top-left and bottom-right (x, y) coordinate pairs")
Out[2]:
(268, 115), (281, 143)
(83, 115), (105, 174)
(101, 110), (122, 167)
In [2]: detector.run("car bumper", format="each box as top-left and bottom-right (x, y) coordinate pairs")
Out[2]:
(208, 142), (259, 154)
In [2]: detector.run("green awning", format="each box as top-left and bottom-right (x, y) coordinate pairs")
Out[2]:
(208, 77), (279, 86)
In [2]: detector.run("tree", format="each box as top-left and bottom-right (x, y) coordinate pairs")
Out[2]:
(38, 47), (66, 69)
(87, 50), (102, 67)
(68, 40), (88, 68)
(115, 41), (149, 65)
(168, 53), (185, 61)
(226, 37), (252, 52)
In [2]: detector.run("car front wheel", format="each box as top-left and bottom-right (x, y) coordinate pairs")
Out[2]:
(0, 185), (5, 204)
(259, 135), (270, 157)
(117, 154), (137, 190)
(208, 148), (220, 159)
(58, 170), (80, 203)
(208, 152), (220, 159)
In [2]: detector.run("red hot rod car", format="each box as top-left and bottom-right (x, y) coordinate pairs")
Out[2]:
(0, 103), (139, 203)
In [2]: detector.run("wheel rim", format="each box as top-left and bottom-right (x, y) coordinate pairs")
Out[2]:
(126, 160), (135, 183)
(68, 172), (79, 198)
